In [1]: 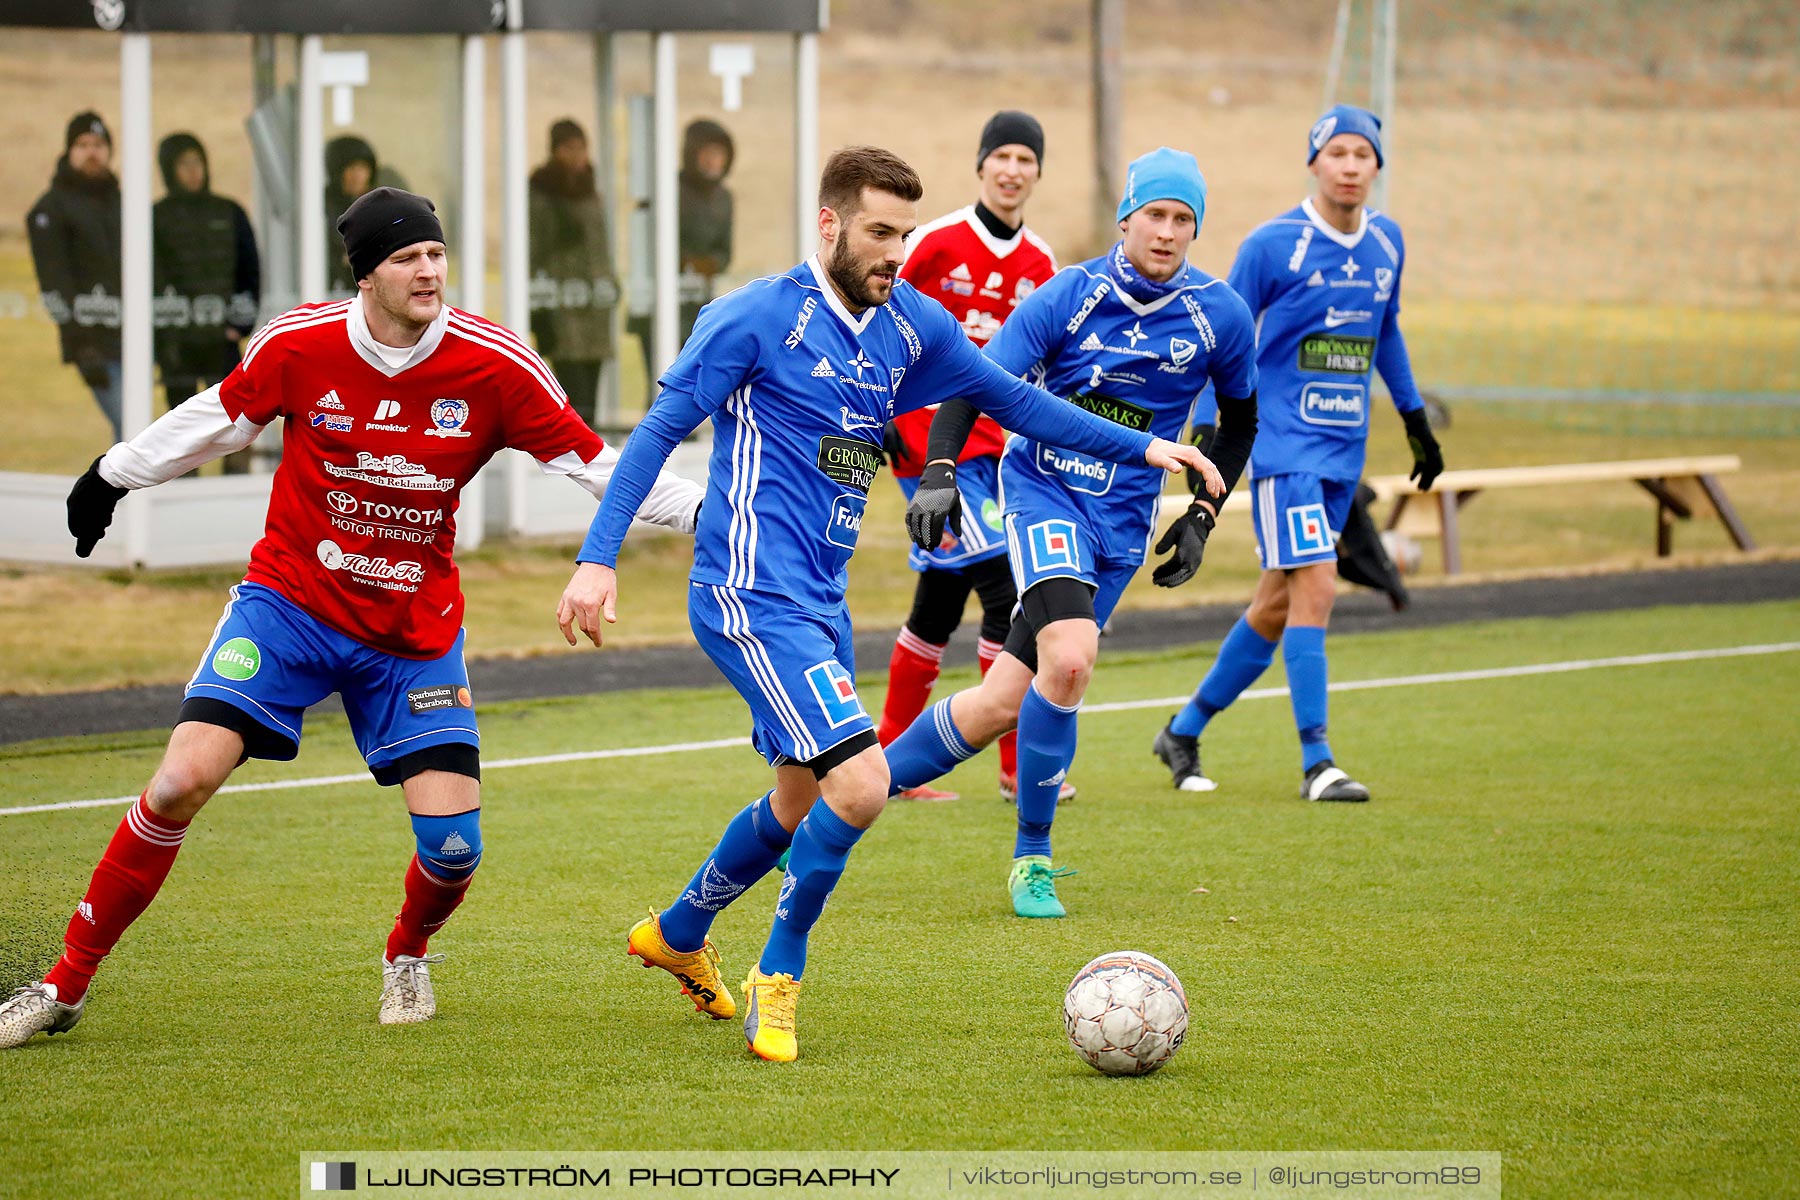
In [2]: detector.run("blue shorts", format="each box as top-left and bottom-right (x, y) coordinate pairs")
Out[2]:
(689, 582), (872, 767)
(895, 455), (1009, 572)
(186, 582), (479, 776)
(1250, 472), (1357, 569)
(1001, 507), (1140, 630)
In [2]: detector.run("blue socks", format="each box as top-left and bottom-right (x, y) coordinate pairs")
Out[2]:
(1013, 682), (1079, 859)
(1283, 624), (1333, 770)
(882, 698), (981, 794)
(1171, 615), (1278, 737)
(760, 801), (863, 980)
(659, 792), (793, 954)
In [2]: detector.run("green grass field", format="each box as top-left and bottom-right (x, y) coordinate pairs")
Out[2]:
(2, 601), (1797, 1197)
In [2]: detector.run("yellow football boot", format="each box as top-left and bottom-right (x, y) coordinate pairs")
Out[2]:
(626, 909), (735, 1019)
(741, 965), (803, 1062)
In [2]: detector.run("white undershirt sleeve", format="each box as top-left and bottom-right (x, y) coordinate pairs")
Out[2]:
(97, 385), (266, 489)
(539, 443), (705, 534)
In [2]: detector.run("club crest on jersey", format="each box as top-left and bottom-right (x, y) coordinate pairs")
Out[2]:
(1374, 267), (1394, 301)
(424, 397), (471, 438)
(1287, 503), (1332, 557)
(1170, 337), (1197, 367)
(805, 660), (866, 728)
(1014, 277), (1036, 302)
(1026, 519), (1081, 572)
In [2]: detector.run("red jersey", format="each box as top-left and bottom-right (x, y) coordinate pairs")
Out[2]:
(219, 299), (603, 658)
(891, 206), (1057, 477)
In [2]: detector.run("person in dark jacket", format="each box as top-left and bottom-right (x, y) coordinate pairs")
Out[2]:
(324, 136), (408, 294)
(529, 119), (618, 427)
(27, 111), (122, 440)
(677, 117), (734, 340)
(153, 133), (262, 472)
(627, 118), (735, 400)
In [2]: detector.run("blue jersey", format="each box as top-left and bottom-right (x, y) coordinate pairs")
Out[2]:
(1231, 199), (1423, 482)
(988, 254), (1259, 562)
(579, 256), (1156, 615)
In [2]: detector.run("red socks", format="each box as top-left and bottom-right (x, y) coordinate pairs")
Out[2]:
(878, 627), (946, 747)
(385, 856), (470, 961)
(978, 637), (1018, 779)
(45, 794), (190, 1004)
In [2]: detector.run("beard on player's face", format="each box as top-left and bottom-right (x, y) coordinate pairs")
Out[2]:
(826, 230), (895, 310)
(365, 244), (445, 331)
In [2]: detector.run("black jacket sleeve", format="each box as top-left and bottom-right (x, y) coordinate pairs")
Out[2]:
(1195, 392), (1257, 509)
(921, 397), (982, 466)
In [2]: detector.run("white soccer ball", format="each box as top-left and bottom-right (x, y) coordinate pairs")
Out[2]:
(1063, 951), (1188, 1076)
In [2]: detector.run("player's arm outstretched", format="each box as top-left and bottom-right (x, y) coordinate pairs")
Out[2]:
(67, 382), (268, 557)
(1371, 247), (1442, 490)
(557, 302), (750, 647)
(897, 286), (1223, 549)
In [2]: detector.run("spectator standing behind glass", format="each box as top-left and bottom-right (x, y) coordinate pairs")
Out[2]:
(27, 112), (122, 441)
(678, 119), (734, 341)
(627, 119), (734, 402)
(529, 119), (618, 428)
(153, 134), (262, 474)
(324, 136), (408, 295)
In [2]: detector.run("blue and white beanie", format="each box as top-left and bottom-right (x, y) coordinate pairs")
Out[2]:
(1307, 104), (1384, 167)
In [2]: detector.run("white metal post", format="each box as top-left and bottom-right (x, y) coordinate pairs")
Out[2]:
(298, 35), (326, 301)
(652, 31), (678, 378)
(501, 0), (532, 534)
(1371, 0), (1397, 208)
(119, 32), (154, 565)
(459, 33), (488, 550)
(794, 32), (819, 262)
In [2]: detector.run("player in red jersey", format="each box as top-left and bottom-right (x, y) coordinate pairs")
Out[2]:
(0, 188), (702, 1048)
(876, 112), (1068, 804)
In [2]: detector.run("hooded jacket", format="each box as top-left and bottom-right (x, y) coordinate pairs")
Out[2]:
(26, 155), (121, 364)
(152, 133), (261, 380)
(323, 136), (409, 293)
(678, 119), (734, 293)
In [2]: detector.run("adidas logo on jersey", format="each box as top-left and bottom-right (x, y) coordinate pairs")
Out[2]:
(811, 357), (835, 378)
(1080, 332), (1103, 352)
(1306, 270), (1324, 287)
(949, 262), (973, 281)
(316, 389), (346, 410)
(439, 831), (473, 856)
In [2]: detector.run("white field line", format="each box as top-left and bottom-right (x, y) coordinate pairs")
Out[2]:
(5, 642), (1795, 818)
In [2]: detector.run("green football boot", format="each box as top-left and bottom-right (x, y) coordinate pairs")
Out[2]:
(1008, 855), (1077, 919)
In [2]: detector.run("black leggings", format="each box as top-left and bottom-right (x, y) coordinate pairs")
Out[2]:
(903, 555), (1017, 647)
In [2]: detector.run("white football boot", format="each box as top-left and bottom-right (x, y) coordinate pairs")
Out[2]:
(379, 953), (444, 1025)
(0, 982), (85, 1049)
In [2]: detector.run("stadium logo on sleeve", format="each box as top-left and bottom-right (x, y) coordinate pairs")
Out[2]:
(423, 398), (471, 438)
(784, 296), (817, 349)
(1287, 503), (1333, 557)
(1027, 519), (1081, 573)
(805, 661), (866, 728)
(1288, 225), (1315, 272)
(1064, 280), (1111, 335)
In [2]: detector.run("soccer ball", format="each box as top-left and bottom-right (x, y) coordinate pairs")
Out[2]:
(1063, 951), (1188, 1076)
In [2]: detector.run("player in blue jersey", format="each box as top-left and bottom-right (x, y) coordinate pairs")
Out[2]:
(880, 147), (1262, 919)
(554, 146), (1220, 1061)
(1151, 105), (1444, 803)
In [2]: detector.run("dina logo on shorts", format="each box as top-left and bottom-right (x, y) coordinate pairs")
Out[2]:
(212, 637), (260, 682)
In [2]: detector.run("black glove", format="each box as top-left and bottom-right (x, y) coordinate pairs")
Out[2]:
(68, 455), (128, 558)
(75, 350), (111, 390)
(879, 420), (910, 472)
(1151, 501), (1216, 588)
(1402, 408), (1444, 492)
(904, 461), (962, 551)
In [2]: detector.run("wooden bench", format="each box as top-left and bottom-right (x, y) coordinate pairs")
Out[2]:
(1367, 456), (1754, 575)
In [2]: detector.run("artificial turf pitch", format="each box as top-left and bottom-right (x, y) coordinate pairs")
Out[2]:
(1, 600), (1796, 1198)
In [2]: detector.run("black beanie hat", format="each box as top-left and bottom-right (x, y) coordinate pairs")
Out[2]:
(66, 111), (111, 151)
(336, 187), (445, 281)
(976, 110), (1044, 172)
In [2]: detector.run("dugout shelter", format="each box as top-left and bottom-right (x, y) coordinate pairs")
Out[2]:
(0, 0), (825, 567)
